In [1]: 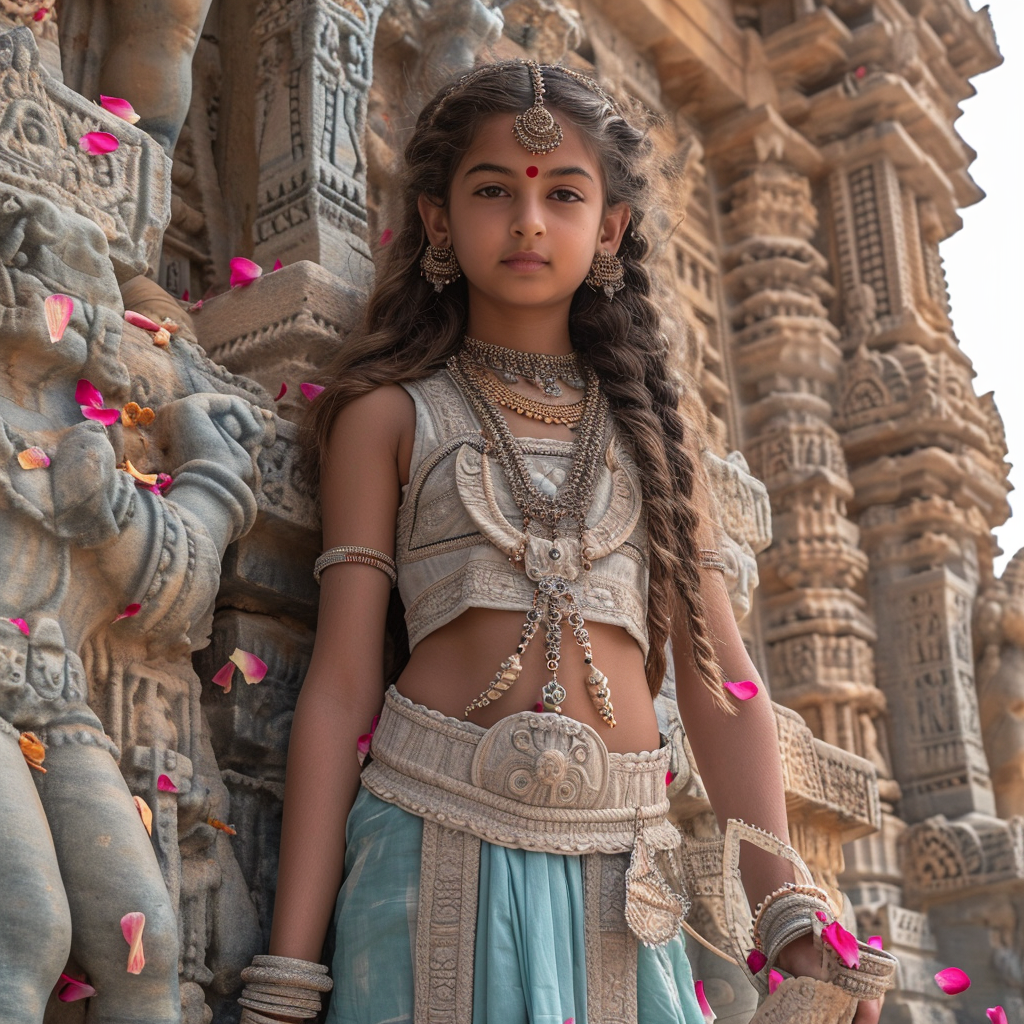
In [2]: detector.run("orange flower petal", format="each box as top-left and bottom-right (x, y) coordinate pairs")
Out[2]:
(152, 327), (171, 348)
(229, 648), (267, 685)
(44, 294), (73, 343)
(211, 662), (234, 693)
(112, 603), (141, 623)
(207, 817), (237, 836)
(99, 94), (140, 124)
(120, 912), (145, 974)
(18, 446), (50, 469)
(122, 459), (159, 486)
(160, 319), (180, 334)
(133, 795), (153, 835)
(157, 774), (178, 793)
(9, 618), (30, 636)
(19, 731), (46, 772)
(79, 131), (119, 155)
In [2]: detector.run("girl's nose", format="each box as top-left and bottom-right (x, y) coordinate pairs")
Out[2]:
(511, 197), (546, 238)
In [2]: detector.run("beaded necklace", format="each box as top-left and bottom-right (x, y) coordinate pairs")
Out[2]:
(447, 343), (617, 727)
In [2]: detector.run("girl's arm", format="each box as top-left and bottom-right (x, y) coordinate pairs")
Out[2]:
(671, 471), (882, 1023)
(268, 385), (413, 963)
(670, 568), (795, 911)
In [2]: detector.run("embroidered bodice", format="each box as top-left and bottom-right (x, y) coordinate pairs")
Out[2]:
(395, 369), (650, 656)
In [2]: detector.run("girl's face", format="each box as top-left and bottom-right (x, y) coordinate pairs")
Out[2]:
(418, 112), (630, 324)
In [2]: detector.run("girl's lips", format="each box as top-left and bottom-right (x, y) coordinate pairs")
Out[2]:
(502, 259), (548, 271)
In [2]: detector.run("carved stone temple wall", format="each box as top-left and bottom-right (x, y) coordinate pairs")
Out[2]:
(0, 0), (1019, 1022)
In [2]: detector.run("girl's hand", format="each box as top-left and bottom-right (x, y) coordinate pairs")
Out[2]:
(775, 933), (883, 1024)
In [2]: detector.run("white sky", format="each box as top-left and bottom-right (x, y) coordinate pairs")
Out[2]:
(941, 0), (1024, 575)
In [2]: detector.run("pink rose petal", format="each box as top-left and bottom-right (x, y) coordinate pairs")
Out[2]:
(181, 289), (190, 302)
(300, 382), (325, 401)
(44, 293), (73, 343)
(815, 910), (828, 922)
(33, 7), (48, 21)
(987, 1008), (1008, 1024)
(229, 647), (267, 685)
(934, 967), (970, 995)
(57, 973), (96, 1001)
(723, 679), (758, 701)
(534, 701), (544, 712)
(357, 733), (373, 755)
(768, 969), (783, 994)
(99, 94), (140, 124)
(665, 770), (675, 786)
(746, 949), (768, 974)
(82, 406), (122, 425)
(867, 935), (883, 950)
(124, 310), (162, 332)
(157, 774), (178, 793)
(275, 382), (287, 401)
(821, 921), (860, 969)
(120, 912), (145, 974)
(187, 299), (204, 313)
(229, 257), (262, 288)
(18, 446), (50, 469)
(211, 662), (234, 693)
(79, 131), (119, 155)
(147, 473), (173, 496)
(694, 980), (715, 1022)
(379, 229), (393, 246)
(272, 259), (283, 271)
(112, 603), (141, 623)
(75, 378), (120, 424)
(9, 618), (30, 636)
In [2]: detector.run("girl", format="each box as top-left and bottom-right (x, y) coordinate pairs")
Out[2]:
(238, 60), (890, 1024)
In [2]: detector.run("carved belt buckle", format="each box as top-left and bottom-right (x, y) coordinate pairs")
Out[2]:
(470, 711), (610, 808)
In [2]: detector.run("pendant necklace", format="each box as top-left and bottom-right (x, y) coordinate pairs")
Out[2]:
(448, 343), (617, 727)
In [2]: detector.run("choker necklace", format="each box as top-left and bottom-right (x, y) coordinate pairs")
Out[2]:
(463, 335), (586, 397)
(447, 344), (617, 727)
(461, 360), (585, 428)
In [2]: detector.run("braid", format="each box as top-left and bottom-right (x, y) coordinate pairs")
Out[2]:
(573, 222), (732, 714)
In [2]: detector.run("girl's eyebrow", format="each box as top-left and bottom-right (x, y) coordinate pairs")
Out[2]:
(462, 162), (595, 183)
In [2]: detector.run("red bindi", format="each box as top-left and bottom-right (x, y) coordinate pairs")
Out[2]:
(525, 165), (539, 178)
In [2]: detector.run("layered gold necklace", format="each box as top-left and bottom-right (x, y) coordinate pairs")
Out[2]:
(447, 340), (618, 728)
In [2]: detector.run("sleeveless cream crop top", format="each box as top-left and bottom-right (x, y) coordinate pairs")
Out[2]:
(396, 369), (650, 656)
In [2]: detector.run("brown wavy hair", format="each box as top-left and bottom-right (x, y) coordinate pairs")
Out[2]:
(306, 61), (728, 710)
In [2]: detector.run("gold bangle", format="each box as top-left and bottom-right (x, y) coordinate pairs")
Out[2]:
(314, 546), (397, 587)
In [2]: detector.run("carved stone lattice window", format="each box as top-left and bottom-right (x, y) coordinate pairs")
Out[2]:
(849, 165), (891, 318)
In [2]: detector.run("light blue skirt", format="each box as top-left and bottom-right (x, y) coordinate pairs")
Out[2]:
(325, 786), (705, 1024)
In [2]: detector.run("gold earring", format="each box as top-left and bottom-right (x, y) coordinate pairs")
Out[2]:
(585, 250), (625, 300)
(420, 243), (462, 292)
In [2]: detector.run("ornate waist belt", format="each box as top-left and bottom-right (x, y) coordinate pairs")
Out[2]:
(360, 686), (690, 1023)
(362, 685), (680, 855)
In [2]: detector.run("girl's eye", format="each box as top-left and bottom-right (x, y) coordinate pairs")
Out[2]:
(477, 185), (508, 198)
(551, 189), (583, 202)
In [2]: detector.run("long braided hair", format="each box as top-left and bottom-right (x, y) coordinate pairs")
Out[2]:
(306, 61), (729, 711)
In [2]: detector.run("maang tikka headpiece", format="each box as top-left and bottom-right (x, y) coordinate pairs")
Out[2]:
(427, 59), (618, 156)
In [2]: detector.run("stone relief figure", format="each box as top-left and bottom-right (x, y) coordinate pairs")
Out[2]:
(58, 0), (215, 152)
(975, 549), (1024, 818)
(0, 171), (268, 1020)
